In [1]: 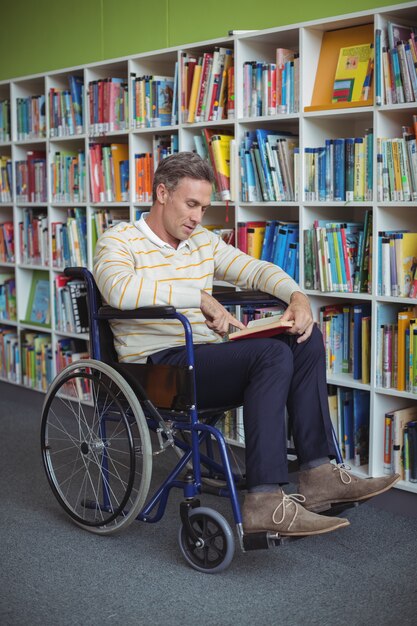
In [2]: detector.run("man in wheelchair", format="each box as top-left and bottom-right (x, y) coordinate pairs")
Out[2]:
(93, 151), (399, 538)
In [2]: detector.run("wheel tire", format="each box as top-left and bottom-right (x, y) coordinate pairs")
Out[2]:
(178, 507), (235, 573)
(41, 359), (152, 535)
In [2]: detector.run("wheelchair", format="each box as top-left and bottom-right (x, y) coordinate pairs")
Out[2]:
(40, 267), (344, 573)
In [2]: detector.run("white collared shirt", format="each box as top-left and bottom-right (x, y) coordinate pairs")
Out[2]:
(135, 212), (190, 250)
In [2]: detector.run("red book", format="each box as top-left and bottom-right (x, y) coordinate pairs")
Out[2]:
(26, 150), (46, 202)
(229, 317), (293, 341)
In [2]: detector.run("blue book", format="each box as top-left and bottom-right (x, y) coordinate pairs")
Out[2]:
(345, 137), (355, 201)
(282, 224), (299, 268)
(286, 242), (297, 279)
(375, 29), (382, 105)
(260, 220), (277, 261)
(325, 138), (333, 201)
(68, 75), (84, 132)
(342, 389), (354, 461)
(318, 146), (326, 201)
(353, 389), (370, 466)
(244, 150), (258, 201)
(272, 225), (289, 268)
(333, 138), (345, 201)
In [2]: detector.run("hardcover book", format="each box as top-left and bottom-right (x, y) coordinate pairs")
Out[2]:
(229, 316), (293, 341)
(332, 43), (374, 103)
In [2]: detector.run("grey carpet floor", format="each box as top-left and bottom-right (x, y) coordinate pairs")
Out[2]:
(1, 381), (417, 626)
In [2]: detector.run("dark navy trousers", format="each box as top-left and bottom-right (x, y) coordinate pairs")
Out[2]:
(149, 325), (336, 488)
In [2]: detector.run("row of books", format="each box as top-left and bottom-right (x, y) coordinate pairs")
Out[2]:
(91, 207), (130, 251)
(0, 328), (91, 393)
(16, 95), (46, 140)
(378, 231), (417, 298)
(88, 143), (129, 203)
(376, 127), (417, 202)
(239, 129), (298, 202)
(88, 78), (129, 135)
(51, 208), (87, 268)
(0, 221), (14, 262)
(320, 303), (371, 382)
(304, 212), (372, 294)
(0, 274), (16, 321)
(15, 150), (47, 203)
(54, 276), (89, 334)
(384, 405), (417, 482)
(134, 135), (179, 203)
(19, 209), (49, 266)
(131, 73), (176, 128)
(0, 99), (10, 142)
(328, 385), (369, 466)
(181, 47), (234, 124)
(48, 75), (84, 137)
(304, 131), (373, 202)
(242, 48), (299, 117)
(0, 327), (20, 383)
(21, 331), (53, 391)
(376, 305), (417, 392)
(56, 338), (89, 373)
(0, 156), (12, 202)
(50, 150), (86, 203)
(237, 220), (299, 281)
(375, 21), (417, 106)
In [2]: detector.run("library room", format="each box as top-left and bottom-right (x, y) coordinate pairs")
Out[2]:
(1, 1), (417, 624)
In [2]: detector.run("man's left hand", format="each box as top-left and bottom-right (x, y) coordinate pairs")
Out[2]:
(280, 291), (314, 343)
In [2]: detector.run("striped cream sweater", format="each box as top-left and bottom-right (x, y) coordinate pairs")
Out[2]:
(93, 217), (301, 363)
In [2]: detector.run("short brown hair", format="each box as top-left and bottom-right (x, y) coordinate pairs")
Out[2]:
(152, 151), (215, 201)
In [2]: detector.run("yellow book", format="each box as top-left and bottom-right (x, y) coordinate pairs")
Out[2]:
(210, 133), (233, 200)
(409, 318), (417, 392)
(391, 140), (403, 201)
(247, 225), (266, 259)
(397, 232), (417, 297)
(397, 310), (416, 391)
(110, 143), (129, 202)
(361, 315), (370, 384)
(187, 63), (202, 123)
(332, 42), (374, 103)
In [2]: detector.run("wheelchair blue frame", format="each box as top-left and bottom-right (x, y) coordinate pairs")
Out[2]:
(62, 266), (343, 557)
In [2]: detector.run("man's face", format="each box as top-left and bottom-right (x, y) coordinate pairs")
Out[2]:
(158, 177), (212, 248)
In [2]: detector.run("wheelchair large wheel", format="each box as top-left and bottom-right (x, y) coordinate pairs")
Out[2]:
(41, 359), (152, 535)
(178, 507), (235, 573)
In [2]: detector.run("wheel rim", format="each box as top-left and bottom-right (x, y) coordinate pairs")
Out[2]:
(41, 360), (152, 533)
(180, 510), (233, 571)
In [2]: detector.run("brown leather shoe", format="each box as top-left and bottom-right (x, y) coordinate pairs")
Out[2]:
(242, 490), (350, 537)
(298, 463), (401, 513)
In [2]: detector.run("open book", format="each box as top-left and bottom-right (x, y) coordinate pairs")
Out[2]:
(228, 316), (294, 341)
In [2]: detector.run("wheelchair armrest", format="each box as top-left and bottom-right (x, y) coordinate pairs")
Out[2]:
(213, 289), (287, 308)
(97, 304), (178, 320)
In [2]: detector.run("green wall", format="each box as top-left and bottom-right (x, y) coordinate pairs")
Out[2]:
(0, 0), (412, 80)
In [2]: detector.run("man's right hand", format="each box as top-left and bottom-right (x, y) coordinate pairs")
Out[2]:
(200, 291), (246, 337)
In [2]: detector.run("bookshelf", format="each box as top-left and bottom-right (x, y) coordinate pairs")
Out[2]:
(1, 2), (417, 493)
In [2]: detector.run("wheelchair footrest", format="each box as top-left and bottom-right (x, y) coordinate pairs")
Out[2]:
(321, 500), (361, 516)
(243, 531), (302, 551)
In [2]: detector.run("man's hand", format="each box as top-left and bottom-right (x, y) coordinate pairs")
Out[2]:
(280, 291), (314, 343)
(200, 291), (246, 337)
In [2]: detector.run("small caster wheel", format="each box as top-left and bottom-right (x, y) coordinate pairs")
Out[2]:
(178, 506), (235, 573)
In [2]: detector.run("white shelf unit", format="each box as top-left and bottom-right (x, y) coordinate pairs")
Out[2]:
(0, 2), (417, 493)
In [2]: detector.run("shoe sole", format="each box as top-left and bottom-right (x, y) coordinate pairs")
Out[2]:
(305, 475), (401, 513)
(244, 519), (350, 537)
